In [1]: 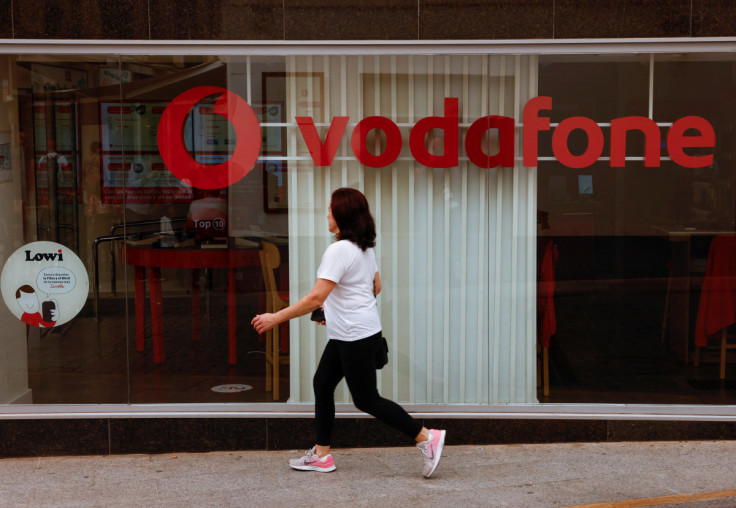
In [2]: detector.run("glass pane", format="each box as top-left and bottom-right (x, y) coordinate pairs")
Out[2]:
(537, 53), (736, 404)
(0, 53), (297, 406)
(2, 46), (734, 411)
(285, 54), (537, 404)
(116, 55), (289, 403)
(0, 54), (128, 403)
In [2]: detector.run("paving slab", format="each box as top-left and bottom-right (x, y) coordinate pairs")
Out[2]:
(0, 441), (734, 507)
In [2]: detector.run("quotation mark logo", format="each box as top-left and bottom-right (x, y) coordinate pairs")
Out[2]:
(157, 86), (261, 189)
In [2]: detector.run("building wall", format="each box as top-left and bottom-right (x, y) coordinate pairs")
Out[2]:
(0, 1), (735, 41)
(0, 1), (734, 455)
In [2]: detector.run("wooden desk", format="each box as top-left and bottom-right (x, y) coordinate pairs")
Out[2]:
(123, 246), (260, 365)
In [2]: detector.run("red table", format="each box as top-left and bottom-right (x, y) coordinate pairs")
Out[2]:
(123, 246), (260, 365)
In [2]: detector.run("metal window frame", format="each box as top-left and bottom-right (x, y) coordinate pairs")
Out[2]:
(0, 37), (735, 55)
(1, 37), (735, 420)
(0, 403), (735, 421)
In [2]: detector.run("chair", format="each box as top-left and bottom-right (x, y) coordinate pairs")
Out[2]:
(259, 240), (290, 400)
(694, 235), (736, 379)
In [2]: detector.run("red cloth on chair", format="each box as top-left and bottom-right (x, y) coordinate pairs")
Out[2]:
(695, 235), (736, 347)
(538, 239), (559, 348)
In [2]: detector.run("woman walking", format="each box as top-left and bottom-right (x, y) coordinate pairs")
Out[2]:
(251, 187), (445, 478)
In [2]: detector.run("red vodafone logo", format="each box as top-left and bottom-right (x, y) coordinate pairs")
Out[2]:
(158, 87), (715, 181)
(157, 86), (261, 189)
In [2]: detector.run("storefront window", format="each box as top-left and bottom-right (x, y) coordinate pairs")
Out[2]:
(538, 53), (736, 404)
(286, 55), (537, 404)
(0, 47), (732, 410)
(2, 54), (291, 404)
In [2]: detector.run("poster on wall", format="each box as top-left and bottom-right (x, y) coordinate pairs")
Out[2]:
(99, 100), (239, 204)
(100, 101), (239, 154)
(99, 67), (132, 87)
(0, 133), (12, 183)
(263, 161), (287, 213)
(253, 102), (284, 154)
(32, 101), (46, 152)
(31, 64), (88, 93)
(54, 101), (76, 152)
(100, 102), (167, 152)
(263, 71), (323, 120)
(294, 73), (323, 120)
(0, 241), (89, 328)
(100, 153), (193, 204)
(187, 102), (237, 154)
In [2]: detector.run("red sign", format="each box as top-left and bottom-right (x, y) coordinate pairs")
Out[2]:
(298, 96), (715, 169)
(158, 89), (716, 191)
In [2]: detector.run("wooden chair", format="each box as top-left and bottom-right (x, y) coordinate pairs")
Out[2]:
(694, 328), (736, 380)
(259, 240), (290, 400)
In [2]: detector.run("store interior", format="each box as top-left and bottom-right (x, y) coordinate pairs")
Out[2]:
(3, 53), (736, 406)
(9, 55), (290, 404)
(538, 55), (736, 403)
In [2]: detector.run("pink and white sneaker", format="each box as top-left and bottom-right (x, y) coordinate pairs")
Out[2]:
(417, 429), (446, 478)
(289, 447), (336, 472)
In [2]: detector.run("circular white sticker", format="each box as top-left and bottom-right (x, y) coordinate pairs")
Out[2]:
(211, 384), (252, 393)
(0, 241), (89, 328)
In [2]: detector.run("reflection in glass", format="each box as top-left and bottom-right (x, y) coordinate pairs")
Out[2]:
(537, 54), (736, 404)
(0, 50), (734, 409)
(4, 55), (292, 404)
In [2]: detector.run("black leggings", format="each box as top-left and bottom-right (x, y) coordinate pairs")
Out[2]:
(313, 331), (423, 446)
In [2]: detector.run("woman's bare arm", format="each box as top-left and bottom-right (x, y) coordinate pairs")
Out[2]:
(251, 278), (336, 334)
(374, 271), (382, 296)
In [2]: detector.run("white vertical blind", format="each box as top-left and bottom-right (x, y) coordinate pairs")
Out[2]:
(287, 54), (538, 404)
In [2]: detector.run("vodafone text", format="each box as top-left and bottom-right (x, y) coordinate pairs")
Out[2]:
(296, 97), (715, 170)
(157, 88), (716, 191)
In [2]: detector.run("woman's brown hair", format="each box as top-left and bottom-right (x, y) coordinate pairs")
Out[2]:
(330, 187), (376, 251)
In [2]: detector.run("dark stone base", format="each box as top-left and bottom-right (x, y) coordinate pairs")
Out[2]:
(0, 418), (734, 458)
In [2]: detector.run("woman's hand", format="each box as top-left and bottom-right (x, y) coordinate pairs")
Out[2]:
(251, 313), (279, 334)
(310, 307), (326, 326)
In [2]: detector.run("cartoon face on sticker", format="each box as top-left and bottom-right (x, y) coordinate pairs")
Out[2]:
(15, 284), (58, 327)
(0, 242), (89, 328)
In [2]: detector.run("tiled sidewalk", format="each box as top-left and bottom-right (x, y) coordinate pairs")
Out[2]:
(1, 440), (735, 507)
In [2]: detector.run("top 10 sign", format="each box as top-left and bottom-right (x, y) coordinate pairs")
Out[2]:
(158, 87), (715, 190)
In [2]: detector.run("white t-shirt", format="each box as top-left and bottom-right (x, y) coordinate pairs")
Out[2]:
(316, 240), (381, 341)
